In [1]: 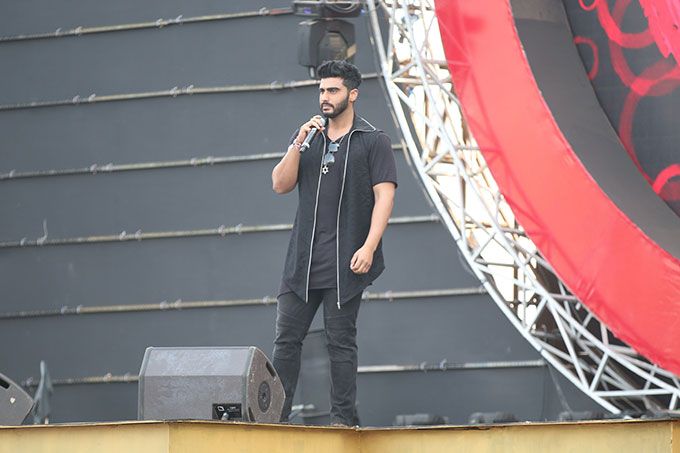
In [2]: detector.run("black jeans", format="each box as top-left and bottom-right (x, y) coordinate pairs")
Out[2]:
(272, 288), (361, 425)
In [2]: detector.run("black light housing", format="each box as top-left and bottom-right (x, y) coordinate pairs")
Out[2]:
(293, 0), (363, 18)
(298, 19), (356, 77)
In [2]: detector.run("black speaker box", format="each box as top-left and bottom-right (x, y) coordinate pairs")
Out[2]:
(0, 373), (34, 426)
(138, 346), (284, 423)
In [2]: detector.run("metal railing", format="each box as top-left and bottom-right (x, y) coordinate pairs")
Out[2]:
(0, 75), (378, 112)
(0, 215), (439, 249)
(0, 287), (484, 320)
(0, 7), (293, 44)
(22, 358), (540, 388)
(0, 144), (403, 182)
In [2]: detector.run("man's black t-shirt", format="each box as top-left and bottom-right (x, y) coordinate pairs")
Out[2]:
(279, 130), (397, 297)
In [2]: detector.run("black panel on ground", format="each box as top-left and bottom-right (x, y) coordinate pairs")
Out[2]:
(47, 383), (137, 424)
(357, 367), (546, 426)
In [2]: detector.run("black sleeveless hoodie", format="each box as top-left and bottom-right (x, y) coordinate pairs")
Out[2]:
(281, 115), (387, 307)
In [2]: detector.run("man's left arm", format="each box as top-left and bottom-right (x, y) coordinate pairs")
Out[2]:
(350, 182), (396, 274)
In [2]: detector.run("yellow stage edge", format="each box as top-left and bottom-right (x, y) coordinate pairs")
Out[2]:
(0, 418), (678, 453)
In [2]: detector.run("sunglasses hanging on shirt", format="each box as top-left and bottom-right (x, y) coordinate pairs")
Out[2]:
(322, 134), (346, 175)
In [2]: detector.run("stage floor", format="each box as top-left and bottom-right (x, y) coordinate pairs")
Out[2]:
(1, 419), (678, 452)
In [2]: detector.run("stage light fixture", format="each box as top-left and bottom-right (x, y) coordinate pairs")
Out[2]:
(293, 0), (363, 18)
(298, 18), (356, 77)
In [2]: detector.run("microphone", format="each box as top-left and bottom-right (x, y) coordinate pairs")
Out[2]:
(299, 116), (327, 152)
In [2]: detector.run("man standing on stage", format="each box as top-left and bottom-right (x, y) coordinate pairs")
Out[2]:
(271, 60), (397, 426)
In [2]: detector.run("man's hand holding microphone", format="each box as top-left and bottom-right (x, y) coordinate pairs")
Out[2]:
(293, 115), (327, 152)
(272, 115), (327, 194)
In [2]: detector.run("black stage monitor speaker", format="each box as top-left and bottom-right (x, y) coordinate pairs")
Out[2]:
(138, 346), (284, 423)
(0, 373), (34, 425)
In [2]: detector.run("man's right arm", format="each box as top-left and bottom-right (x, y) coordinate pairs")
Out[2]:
(271, 142), (303, 194)
(272, 116), (325, 194)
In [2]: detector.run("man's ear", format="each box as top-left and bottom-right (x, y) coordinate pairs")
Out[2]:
(349, 88), (359, 102)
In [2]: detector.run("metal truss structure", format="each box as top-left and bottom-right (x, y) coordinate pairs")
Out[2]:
(366, 0), (680, 414)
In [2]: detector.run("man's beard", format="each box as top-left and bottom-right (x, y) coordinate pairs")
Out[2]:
(320, 94), (350, 119)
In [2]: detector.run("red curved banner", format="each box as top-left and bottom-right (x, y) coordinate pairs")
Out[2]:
(434, 0), (680, 374)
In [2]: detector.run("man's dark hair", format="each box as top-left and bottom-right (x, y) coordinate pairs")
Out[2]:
(316, 60), (362, 91)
